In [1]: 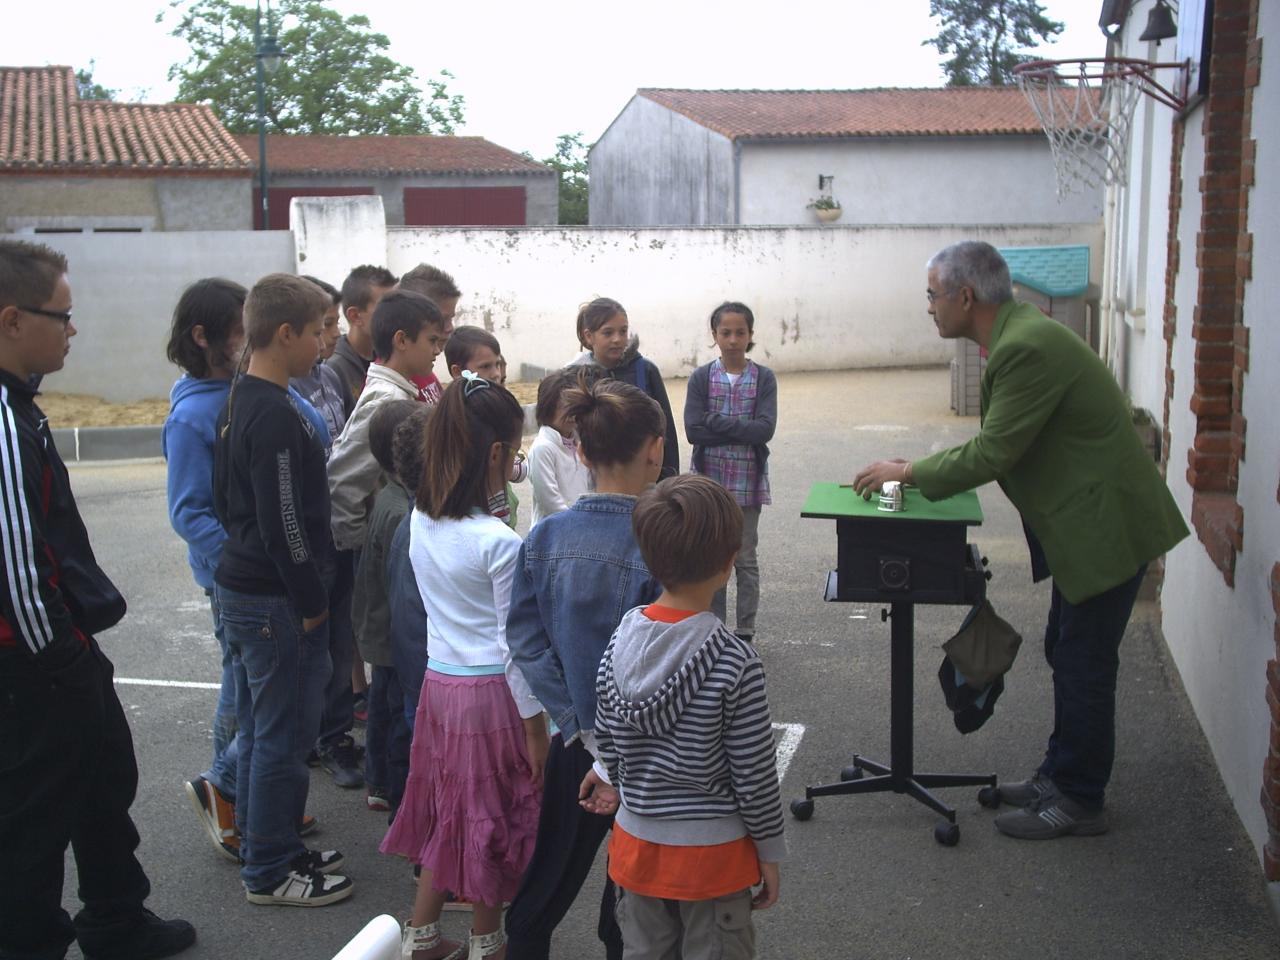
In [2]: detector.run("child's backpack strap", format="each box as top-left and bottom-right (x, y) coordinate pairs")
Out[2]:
(635, 358), (649, 394)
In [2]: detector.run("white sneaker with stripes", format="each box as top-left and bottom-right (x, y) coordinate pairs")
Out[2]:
(246, 854), (354, 906)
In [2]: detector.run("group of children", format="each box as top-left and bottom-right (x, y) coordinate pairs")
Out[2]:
(160, 261), (784, 960)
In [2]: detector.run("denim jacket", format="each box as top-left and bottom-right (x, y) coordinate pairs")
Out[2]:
(506, 493), (661, 745)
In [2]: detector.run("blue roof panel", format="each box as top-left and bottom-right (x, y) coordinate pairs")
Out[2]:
(998, 244), (1091, 298)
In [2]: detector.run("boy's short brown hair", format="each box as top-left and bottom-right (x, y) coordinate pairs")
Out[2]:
(244, 273), (331, 349)
(0, 239), (67, 309)
(632, 475), (742, 589)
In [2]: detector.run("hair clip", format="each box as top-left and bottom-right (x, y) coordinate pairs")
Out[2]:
(460, 369), (491, 398)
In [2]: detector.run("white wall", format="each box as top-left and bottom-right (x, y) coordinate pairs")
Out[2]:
(739, 137), (1103, 226)
(36, 231), (295, 402)
(589, 95), (735, 226)
(1113, 0), (1280, 862)
(378, 222), (1101, 378)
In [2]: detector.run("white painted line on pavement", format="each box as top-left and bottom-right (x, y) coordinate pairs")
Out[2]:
(773, 722), (805, 784)
(115, 677), (221, 690)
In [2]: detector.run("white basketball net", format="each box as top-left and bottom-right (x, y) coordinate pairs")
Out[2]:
(1016, 61), (1144, 196)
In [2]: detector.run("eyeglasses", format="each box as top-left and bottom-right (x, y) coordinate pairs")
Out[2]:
(19, 305), (73, 326)
(925, 289), (949, 304)
(505, 445), (526, 467)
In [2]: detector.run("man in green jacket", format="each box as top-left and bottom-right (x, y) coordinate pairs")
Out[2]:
(854, 241), (1188, 840)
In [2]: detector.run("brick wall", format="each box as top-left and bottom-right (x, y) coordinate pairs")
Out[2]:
(1186, 0), (1257, 588)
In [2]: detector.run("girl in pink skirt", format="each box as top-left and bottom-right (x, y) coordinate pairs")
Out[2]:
(382, 373), (548, 960)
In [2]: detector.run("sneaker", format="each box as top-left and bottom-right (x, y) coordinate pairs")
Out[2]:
(306, 747), (322, 767)
(319, 735), (365, 789)
(245, 853), (354, 907)
(183, 777), (238, 863)
(81, 908), (196, 960)
(994, 787), (1109, 840)
(299, 848), (345, 874)
(441, 891), (475, 912)
(352, 692), (369, 725)
(997, 772), (1055, 808)
(299, 813), (319, 836)
(366, 788), (391, 812)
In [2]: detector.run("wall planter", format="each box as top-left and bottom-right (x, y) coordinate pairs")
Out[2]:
(814, 207), (843, 223)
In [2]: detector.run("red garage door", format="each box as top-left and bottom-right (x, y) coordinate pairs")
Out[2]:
(403, 187), (526, 226)
(253, 186), (376, 230)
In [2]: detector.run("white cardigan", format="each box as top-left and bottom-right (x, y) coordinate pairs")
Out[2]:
(408, 508), (542, 719)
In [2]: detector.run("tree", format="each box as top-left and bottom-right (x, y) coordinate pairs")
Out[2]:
(924, 0), (1064, 86)
(161, 0), (465, 135)
(75, 63), (116, 101)
(542, 133), (590, 226)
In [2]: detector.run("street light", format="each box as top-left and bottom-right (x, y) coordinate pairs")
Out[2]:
(255, 0), (285, 230)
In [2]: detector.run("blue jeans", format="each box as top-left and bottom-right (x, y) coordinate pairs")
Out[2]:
(216, 586), (331, 890)
(1037, 564), (1146, 811)
(364, 665), (410, 807)
(318, 549), (355, 751)
(202, 588), (238, 800)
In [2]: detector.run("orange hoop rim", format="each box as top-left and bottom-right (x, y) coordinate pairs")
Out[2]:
(1013, 56), (1188, 110)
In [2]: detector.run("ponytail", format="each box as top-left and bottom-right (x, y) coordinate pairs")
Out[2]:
(417, 376), (523, 519)
(561, 372), (664, 468)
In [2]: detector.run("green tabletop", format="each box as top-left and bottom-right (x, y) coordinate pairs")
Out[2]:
(801, 482), (983, 525)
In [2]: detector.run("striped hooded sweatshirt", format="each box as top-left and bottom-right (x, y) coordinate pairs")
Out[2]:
(594, 607), (787, 863)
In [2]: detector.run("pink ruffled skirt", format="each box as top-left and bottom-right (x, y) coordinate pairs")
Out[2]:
(380, 670), (541, 906)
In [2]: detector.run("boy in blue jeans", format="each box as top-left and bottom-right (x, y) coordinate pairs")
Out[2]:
(213, 274), (352, 907)
(587, 475), (786, 960)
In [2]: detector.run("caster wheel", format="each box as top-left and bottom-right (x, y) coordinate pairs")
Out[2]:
(978, 786), (1002, 808)
(840, 765), (864, 782)
(790, 799), (815, 821)
(934, 821), (960, 846)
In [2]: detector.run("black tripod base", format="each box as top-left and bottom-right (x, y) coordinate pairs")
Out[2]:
(790, 754), (997, 846)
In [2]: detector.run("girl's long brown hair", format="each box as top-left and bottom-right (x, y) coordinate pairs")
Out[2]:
(417, 377), (523, 519)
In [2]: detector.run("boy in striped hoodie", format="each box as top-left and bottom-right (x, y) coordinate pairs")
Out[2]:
(588, 474), (785, 960)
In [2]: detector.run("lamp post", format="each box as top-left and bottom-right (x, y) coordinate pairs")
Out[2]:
(254, 1), (284, 229)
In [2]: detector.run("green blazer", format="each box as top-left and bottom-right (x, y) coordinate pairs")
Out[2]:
(913, 300), (1188, 605)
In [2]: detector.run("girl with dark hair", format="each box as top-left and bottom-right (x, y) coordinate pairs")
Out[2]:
(504, 375), (666, 960)
(382, 374), (547, 960)
(568, 297), (680, 479)
(163, 278), (248, 860)
(684, 301), (777, 643)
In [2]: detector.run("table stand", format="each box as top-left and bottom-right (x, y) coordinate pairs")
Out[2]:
(789, 600), (996, 845)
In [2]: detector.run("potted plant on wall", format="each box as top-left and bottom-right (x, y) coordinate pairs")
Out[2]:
(808, 195), (843, 223)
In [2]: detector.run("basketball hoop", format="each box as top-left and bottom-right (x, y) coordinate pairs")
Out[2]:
(1013, 57), (1188, 195)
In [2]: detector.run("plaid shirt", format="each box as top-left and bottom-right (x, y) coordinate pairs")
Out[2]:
(697, 360), (771, 507)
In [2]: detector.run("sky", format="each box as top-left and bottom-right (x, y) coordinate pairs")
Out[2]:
(1, 1), (1110, 159)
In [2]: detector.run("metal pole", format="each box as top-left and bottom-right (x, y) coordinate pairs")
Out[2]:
(256, 2), (269, 230)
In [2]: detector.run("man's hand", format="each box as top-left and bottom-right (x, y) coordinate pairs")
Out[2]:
(302, 610), (329, 633)
(578, 769), (620, 816)
(752, 862), (781, 910)
(852, 459), (911, 499)
(523, 714), (551, 788)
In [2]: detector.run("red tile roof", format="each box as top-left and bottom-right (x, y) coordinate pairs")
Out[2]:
(233, 135), (553, 177)
(637, 87), (1046, 140)
(0, 66), (251, 173)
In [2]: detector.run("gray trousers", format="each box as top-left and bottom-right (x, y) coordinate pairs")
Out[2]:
(712, 505), (761, 636)
(616, 887), (755, 960)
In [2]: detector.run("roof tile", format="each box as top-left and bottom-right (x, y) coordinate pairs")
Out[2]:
(0, 65), (251, 172)
(233, 134), (553, 177)
(637, 87), (1047, 139)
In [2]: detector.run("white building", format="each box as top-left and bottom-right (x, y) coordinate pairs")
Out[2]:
(1099, 0), (1279, 884)
(588, 87), (1102, 227)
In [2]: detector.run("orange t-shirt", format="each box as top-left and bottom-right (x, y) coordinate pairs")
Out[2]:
(605, 603), (761, 900)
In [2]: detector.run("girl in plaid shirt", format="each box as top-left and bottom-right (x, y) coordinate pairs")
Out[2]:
(683, 302), (777, 642)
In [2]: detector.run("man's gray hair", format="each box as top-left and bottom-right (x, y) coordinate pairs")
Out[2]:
(927, 241), (1013, 305)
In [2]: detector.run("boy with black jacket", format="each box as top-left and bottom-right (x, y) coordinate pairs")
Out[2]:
(212, 273), (353, 907)
(0, 239), (195, 959)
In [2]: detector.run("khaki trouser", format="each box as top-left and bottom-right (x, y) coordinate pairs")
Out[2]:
(615, 886), (755, 960)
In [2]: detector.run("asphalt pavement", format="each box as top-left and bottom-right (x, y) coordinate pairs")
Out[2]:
(61, 368), (1279, 959)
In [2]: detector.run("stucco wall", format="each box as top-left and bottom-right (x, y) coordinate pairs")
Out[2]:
(377, 222), (1101, 378)
(589, 95), (735, 225)
(738, 137), (1103, 226)
(34, 230), (295, 401)
(267, 173), (557, 225)
(1135, 0), (1279, 864)
(0, 175), (249, 231)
